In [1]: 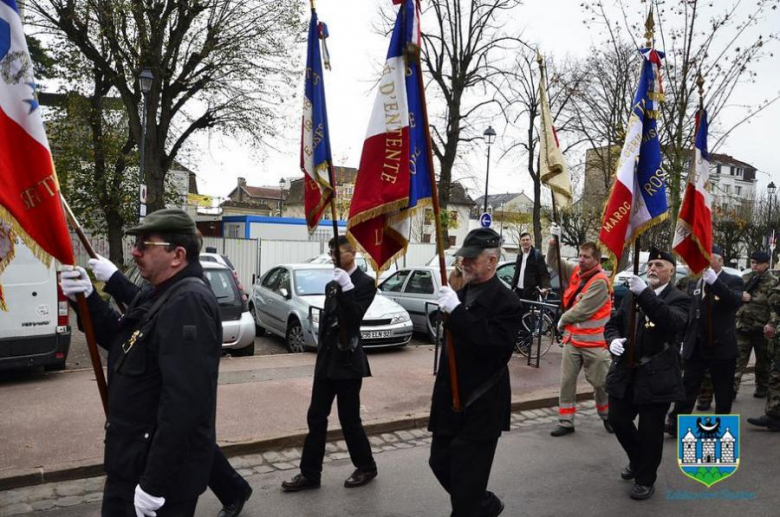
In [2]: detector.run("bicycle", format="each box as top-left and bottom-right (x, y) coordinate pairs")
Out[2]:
(515, 288), (562, 359)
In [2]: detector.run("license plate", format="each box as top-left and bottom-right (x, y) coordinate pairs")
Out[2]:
(361, 330), (391, 339)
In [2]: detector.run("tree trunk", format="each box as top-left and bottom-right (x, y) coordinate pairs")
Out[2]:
(105, 211), (125, 266)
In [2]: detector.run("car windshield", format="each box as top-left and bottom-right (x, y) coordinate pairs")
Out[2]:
(294, 269), (333, 296)
(204, 269), (241, 307)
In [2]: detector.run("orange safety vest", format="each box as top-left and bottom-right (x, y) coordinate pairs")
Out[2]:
(561, 266), (612, 348)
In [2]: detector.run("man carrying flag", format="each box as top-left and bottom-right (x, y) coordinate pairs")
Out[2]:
(347, 0), (432, 274)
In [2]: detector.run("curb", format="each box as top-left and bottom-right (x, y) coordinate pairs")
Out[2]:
(0, 389), (587, 492)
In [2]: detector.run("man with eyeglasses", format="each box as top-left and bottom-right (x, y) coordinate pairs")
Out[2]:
(60, 208), (222, 517)
(281, 235), (378, 492)
(604, 248), (690, 501)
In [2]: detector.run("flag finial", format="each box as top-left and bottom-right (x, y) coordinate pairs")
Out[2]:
(644, 10), (655, 47)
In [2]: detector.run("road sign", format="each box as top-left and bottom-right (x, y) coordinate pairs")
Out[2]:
(139, 204), (147, 217)
(139, 184), (147, 203)
(480, 212), (492, 228)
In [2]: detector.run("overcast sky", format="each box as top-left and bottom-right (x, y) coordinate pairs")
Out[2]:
(189, 0), (780, 205)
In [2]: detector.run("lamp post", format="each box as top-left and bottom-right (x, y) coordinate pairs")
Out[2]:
(482, 126), (496, 215)
(278, 177), (286, 217)
(768, 181), (777, 253)
(138, 68), (153, 221)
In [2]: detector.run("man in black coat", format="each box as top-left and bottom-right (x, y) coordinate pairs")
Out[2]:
(665, 246), (743, 434)
(510, 231), (551, 302)
(429, 228), (523, 517)
(282, 235), (377, 492)
(604, 248), (690, 501)
(60, 209), (222, 517)
(87, 253), (253, 517)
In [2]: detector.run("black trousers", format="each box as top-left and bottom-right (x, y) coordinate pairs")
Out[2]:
(299, 377), (375, 481)
(102, 477), (198, 517)
(429, 433), (500, 517)
(209, 445), (250, 506)
(607, 387), (670, 487)
(671, 346), (737, 419)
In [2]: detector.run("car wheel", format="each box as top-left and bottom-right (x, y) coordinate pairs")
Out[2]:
(249, 303), (266, 337)
(286, 319), (307, 353)
(230, 341), (255, 357)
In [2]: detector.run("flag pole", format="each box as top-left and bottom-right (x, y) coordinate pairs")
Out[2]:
(411, 25), (462, 412)
(309, 0), (341, 269)
(60, 194), (109, 416)
(697, 73), (714, 348)
(536, 52), (567, 309)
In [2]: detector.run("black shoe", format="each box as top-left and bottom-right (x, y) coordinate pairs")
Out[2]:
(480, 491), (505, 517)
(753, 390), (768, 399)
(696, 400), (712, 411)
(217, 485), (253, 517)
(620, 464), (636, 481)
(664, 419), (676, 436)
(344, 468), (377, 488)
(281, 474), (320, 492)
(630, 484), (655, 500)
(550, 425), (575, 437)
(747, 415), (780, 430)
(603, 420), (614, 434)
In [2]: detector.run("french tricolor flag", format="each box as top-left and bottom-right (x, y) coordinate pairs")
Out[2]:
(599, 48), (669, 269)
(348, 0), (431, 273)
(673, 109), (712, 275)
(0, 0), (74, 268)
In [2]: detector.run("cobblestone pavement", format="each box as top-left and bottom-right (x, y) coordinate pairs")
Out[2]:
(0, 400), (603, 517)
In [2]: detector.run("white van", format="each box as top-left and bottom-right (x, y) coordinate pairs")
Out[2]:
(0, 232), (71, 371)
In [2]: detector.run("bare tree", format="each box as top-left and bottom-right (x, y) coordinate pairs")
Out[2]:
(419, 0), (524, 244)
(30, 0), (304, 211)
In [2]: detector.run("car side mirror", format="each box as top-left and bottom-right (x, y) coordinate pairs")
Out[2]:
(279, 288), (290, 299)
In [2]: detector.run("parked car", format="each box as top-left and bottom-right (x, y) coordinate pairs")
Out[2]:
(377, 267), (442, 342)
(251, 264), (413, 352)
(124, 261), (256, 356)
(200, 251), (248, 302)
(306, 252), (397, 283)
(0, 233), (71, 372)
(495, 261), (562, 303)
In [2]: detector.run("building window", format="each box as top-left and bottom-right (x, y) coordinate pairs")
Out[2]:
(716, 165), (721, 175)
(423, 233), (432, 243)
(448, 235), (457, 247)
(730, 166), (735, 176)
(723, 185), (730, 194)
(735, 186), (742, 196)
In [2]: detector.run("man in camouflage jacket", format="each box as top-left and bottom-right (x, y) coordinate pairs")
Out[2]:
(734, 251), (777, 398)
(748, 274), (780, 431)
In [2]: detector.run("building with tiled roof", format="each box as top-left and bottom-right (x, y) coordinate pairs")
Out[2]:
(221, 177), (286, 216)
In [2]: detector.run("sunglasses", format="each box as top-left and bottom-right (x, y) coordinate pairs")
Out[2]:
(133, 239), (172, 251)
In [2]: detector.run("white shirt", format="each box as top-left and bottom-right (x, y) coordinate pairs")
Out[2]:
(653, 283), (669, 296)
(516, 249), (531, 289)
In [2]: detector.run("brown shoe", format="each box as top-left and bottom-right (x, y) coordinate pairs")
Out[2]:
(344, 468), (377, 488)
(281, 474), (320, 492)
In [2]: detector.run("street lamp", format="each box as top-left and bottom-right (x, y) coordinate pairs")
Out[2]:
(483, 126), (496, 215)
(278, 177), (286, 217)
(138, 68), (153, 221)
(768, 181), (777, 252)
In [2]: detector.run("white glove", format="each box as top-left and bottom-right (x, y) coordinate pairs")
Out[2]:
(59, 266), (94, 301)
(87, 254), (118, 282)
(628, 275), (647, 295)
(437, 286), (461, 314)
(550, 223), (561, 238)
(609, 338), (627, 356)
(134, 485), (165, 517)
(333, 268), (354, 292)
(702, 268), (717, 285)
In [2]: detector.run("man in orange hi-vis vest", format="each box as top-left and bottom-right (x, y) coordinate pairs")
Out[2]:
(547, 224), (613, 437)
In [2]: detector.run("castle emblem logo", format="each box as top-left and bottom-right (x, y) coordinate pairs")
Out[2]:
(677, 415), (740, 487)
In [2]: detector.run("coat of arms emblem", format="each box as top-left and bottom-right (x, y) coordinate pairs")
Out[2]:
(677, 415), (740, 487)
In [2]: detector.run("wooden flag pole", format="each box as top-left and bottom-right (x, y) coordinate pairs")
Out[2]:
(412, 37), (462, 412)
(696, 73), (714, 349)
(60, 194), (109, 416)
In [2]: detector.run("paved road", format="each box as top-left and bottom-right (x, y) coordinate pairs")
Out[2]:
(4, 380), (777, 517)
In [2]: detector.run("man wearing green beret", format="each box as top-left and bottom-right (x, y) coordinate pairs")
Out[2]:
(61, 208), (224, 517)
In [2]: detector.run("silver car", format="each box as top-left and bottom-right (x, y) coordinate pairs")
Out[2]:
(377, 267), (443, 342)
(123, 261), (257, 356)
(250, 264), (413, 352)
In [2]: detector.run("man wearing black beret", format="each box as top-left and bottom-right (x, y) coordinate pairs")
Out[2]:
(665, 246), (744, 435)
(604, 248), (690, 501)
(734, 250), (777, 399)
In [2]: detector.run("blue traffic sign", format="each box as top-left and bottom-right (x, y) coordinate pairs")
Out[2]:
(480, 212), (492, 228)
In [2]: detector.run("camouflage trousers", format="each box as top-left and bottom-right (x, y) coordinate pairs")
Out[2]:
(766, 340), (780, 418)
(734, 331), (770, 395)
